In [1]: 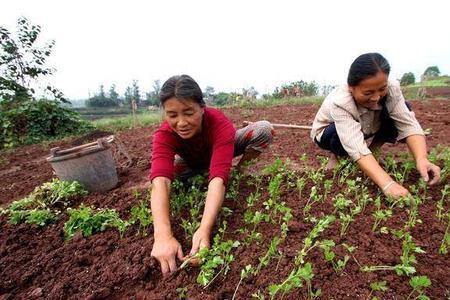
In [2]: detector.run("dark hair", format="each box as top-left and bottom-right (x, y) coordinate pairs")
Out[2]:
(347, 53), (390, 86)
(159, 75), (205, 107)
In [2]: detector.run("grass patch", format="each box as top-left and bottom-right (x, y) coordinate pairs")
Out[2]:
(92, 112), (162, 131)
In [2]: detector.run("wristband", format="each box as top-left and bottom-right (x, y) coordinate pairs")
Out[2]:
(382, 180), (395, 193)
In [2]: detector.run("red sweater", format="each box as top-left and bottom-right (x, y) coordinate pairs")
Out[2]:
(150, 107), (236, 185)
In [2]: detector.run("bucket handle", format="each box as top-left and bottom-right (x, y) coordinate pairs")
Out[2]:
(50, 135), (114, 157)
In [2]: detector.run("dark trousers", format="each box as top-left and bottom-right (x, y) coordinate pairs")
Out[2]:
(315, 102), (412, 157)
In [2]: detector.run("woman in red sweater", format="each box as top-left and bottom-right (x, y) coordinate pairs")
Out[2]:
(149, 75), (273, 275)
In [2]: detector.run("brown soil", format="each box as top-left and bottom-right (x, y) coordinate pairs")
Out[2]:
(1, 100), (449, 299)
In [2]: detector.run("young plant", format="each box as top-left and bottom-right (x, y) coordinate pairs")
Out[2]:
(232, 265), (254, 300)
(407, 276), (431, 300)
(436, 184), (449, 221)
(268, 262), (320, 300)
(319, 240), (350, 274)
(128, 198), (153, 236)
(64, 204), (129, 240)
(372, 197), (393, 232)
(197, 221), (240, 288)
(367, 281), (388, 300)
(362, 232), (424, 276)
(6, 179), (87, 226)
(439, 211), (450, 255)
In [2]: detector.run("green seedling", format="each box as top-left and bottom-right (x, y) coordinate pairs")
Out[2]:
(439, 211), (450, 255)
(362, 232), (424, 276)
(176, 287), (188, 299)
(232, 265), (254, 300)
(319, 240), (350, 274)
(436, 184), (449, 221)
(296, 177), (306, 200)
(367, 281), (388, 300)
(128, 199), (152, 236)
(372, 197), (393, 232)
(268, 262), (320, 300)
(197, 221), (240, 288)
(64, 204), (129, 240)
(407, 276), (431, 300)
(7, 179), (87, 226)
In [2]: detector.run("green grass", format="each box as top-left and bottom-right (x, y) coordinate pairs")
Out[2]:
(224, 96), (324, 109)
(402, 76), (450, 100)
(92, 112), (162, 131)
(409, 76), (450, 88)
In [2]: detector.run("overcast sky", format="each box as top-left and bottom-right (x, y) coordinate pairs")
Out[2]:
(1, 0), (449, 100)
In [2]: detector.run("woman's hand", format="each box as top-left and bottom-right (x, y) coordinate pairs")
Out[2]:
(151, 235), (184, 275)
(416, 158), (441, 185)
(382, 181), (410, 198)
(187, 226), (211, 266)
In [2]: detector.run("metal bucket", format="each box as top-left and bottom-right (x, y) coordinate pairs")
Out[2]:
(46, 136), (118, 192)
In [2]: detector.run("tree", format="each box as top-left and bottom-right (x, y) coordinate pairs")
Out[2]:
(400, 72), (415, 86)
(86, 84), (117, 107)
(109, 84), (120, 105)
(0, 17), (66, 104)
(145, 80), (161, 106)
(423, 66), (440, 78)
(124, 85), (133, 105)
(0, 17), (91, 148)
(131, 80), (141, 106)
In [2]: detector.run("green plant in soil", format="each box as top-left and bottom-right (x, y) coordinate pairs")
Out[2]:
(64, 204), (129, 240)
(197, 221), (240, 288)
(333, 193), (360, 236)
(436, 184), (449, 221)
(303, 186), (321, 216)
(176, 287), (188, 299)
(439, 211), (450, 255)
(6, 179), (87, 226)
(266, 216), (334, 299)
(319, 240), (351, 274)
(367, 280), (388, 300)
(362, 232), (424, 276)
(128, 198), (153, 236)
(296, 177), (306, 200)
(372, 196), (393, 232)
(407, 276), (431, 300)
(268, 262), (321, 300)
(232, 264), (254, 300)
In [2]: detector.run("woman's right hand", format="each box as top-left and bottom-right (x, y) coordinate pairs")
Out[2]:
(383, 181), (410, 199)
(151, 235), (184, 275)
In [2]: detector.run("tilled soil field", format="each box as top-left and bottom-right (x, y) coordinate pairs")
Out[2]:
(0, 100), (449, 299)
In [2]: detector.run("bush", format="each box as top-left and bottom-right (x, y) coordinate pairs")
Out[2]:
(0, 99), (93, 148)
(400, 72), (416, 86)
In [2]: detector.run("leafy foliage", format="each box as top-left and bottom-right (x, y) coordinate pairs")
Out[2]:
(0, 17), (93, 148)
(64, 204), (129, 239)
(400, 72), (416, 86)
(6, 178), (87, 226)
(128, 197), (153, 236)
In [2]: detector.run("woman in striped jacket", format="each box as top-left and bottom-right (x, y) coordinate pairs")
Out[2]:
(311, 53), (440, 199)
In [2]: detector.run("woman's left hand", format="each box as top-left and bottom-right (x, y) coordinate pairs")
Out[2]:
(186, 227), (211, 266)
(416, 158), (441, 185)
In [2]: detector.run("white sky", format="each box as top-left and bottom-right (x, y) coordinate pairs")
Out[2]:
(1, 0), (449, 100)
